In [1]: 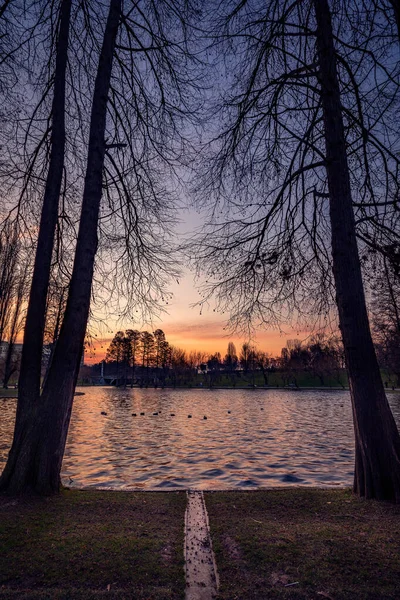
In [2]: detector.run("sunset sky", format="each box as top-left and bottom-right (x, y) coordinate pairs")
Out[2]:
(85, 210), (306, 364)
(85, 291), (303, 364)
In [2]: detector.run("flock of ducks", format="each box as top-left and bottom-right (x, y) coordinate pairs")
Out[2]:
(100, 408), (265, 418)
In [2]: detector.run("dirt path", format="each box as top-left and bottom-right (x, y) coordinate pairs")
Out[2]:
(184, 490), (219, 600)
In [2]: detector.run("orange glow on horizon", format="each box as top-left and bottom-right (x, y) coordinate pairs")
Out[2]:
(84, 318), (306, 365)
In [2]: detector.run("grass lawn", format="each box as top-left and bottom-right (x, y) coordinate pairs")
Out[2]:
(0, 390), (18, 398)
(205, 488), (400, 600)
(0, 489), (186, 599)
(2, 487), (400, 599)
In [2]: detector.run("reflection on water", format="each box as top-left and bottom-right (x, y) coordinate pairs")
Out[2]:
(1, 387), (400, 490)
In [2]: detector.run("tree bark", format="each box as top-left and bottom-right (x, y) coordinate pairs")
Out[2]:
(0, 0), (72, 494)
(35, 0), (121, 494)
(314, 0), (400, 502)
(17, 0), (72, 414)
(0, 0), (121, 495)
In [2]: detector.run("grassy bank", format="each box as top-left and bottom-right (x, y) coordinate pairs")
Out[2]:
(0, 489), (186, 599)
(205, 488), (400, 599)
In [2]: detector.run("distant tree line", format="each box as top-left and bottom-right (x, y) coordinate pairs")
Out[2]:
(81, 330), (345, 389)
(279, 336), (345, 388)
(92, 325), (400, 390)
(97, 328), (205, 387)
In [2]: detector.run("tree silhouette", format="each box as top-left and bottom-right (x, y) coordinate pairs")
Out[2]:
(125, 329), (141, 386)
(1, 0), (199, 494)
(224, 341), (238, 383)
(191, 0), (400, 501)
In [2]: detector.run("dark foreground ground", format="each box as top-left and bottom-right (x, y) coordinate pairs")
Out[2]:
(205, 489), (400, 600)
(0, 490), (186, 599)
(1, 488), (400, 599)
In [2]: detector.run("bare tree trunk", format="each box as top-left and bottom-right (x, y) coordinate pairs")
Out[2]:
(17, 0), (71, 416)
(0, 0), (121, 495)
(0, 0), (72, 494)
(35, 0), (121, 494)
(314, 0), (400, 502)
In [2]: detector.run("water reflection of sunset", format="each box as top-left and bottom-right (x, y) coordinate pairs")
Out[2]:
(56, 388), (400, 490)
(2, 388), (399, 490)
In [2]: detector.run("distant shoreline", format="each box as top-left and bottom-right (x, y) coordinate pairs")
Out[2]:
(2, 385), (399, 399)
(80, 384), (351, 390)
(74, 384), (400, 392)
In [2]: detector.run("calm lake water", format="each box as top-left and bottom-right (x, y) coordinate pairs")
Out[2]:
(1, 387), (400, 490)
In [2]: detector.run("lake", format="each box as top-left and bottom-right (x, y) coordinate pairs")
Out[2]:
(1, 387), (400, 490)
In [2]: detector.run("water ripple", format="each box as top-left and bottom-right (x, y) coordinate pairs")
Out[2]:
(1, 387), (400, 490)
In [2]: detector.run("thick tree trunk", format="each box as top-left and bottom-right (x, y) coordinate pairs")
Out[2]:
(314, 0), (400, 502)
(17, 0), (72, 414)
(35, 0), (121, 494)
(0, 0), (121, 495)
(8, 0), (120, 495)
(0, 0), (72, 494)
